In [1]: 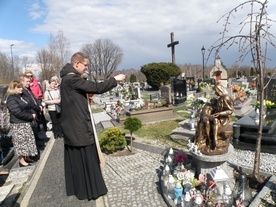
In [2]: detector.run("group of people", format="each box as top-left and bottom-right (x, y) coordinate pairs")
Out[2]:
(6, 70), (63, 167)
(6, 51), (126, 201)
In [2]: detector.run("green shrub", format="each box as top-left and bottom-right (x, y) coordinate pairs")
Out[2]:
(160, 100), (167, 106)
(124, 117), (142, 152)
(124, 117), (142, 135)
(99, 127), (127, 154)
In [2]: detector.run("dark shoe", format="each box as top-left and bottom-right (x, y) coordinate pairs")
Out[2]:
(54, 135), (58, 139)
(25, 159), (35, 163)
(57, 134), (63, 139)
(19, 163), (31, 167)
(36, 137), (44, 141)
(30, 154), (40, 162)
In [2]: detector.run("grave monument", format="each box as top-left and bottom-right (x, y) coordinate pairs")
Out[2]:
(160, 85), (172, 105)
(194, 84), (234, 155)
(233, 77), (276, 153)
(167, 32), (179, 64)
(171, 78), (187, 105)
(191, 84), (234, 176)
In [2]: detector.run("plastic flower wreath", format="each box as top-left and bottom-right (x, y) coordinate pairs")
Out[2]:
(173, 151), (189, 165)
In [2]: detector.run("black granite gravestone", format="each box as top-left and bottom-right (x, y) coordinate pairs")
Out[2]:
(265, 77), (276, 102)
(171, 78), (186, 105)
(233, 107), (276, 153)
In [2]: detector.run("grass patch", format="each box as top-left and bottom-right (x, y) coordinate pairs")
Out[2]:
(134, 120), (178, 138)
(173, 103), (190, 111)
(91, 107), (104, 113)
(141, 94), (151, 102)
(173, 104), (191, 119)
(122, 120), (188, 149)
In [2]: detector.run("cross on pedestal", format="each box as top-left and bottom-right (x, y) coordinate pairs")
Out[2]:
(167, 32), (179, 64)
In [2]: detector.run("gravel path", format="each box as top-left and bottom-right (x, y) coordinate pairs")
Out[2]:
(228, 149), (276, 174)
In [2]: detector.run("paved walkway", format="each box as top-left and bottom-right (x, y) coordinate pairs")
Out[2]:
(25, 138), (98, 207)
(17, 111), (168, 207)
(102, 149), (166, 207)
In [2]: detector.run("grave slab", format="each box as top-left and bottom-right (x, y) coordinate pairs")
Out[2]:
(233, 108), (276, 154)
(249, 175), (276, 207)
(234, 109), (276, 143)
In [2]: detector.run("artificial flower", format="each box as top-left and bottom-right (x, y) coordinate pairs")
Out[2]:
(173, 151), (189, 164)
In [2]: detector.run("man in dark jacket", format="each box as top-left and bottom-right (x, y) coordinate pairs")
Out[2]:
(60, 52), (125, 201)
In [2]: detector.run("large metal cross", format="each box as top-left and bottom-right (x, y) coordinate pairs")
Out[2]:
(167, 32), (179, 64)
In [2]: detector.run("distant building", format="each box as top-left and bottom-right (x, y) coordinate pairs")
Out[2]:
(209, 55), (228, 88)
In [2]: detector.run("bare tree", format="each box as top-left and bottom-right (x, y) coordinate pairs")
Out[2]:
(53, 30), (71, 69)
(0, 52), (12, 83)
(13, 56), (20, 78)
(114, 68), (146, 82)
(36, 49), (52, 81)
(20, 56), (30, 74)
(35, 30), (71, 80)
(82, 39), (123, 81)
(48, 30), (71, 78)
(210, 0), (275, 183)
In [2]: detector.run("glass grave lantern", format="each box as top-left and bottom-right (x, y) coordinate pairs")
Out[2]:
(209, 166), (233, 206)
(232, 172), (252, 206)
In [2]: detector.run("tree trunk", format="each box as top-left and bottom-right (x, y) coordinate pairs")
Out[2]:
(252, 30), (263, 183)
(130, 133), (133, 152)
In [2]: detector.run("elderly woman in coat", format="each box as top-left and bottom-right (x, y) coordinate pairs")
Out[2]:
(44, 78), (62, 139)
(6, 80), (38, 167)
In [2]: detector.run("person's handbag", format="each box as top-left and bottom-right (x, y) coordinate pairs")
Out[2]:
(48, 90), (61, 114)
(31, 119), (38, 128)
(0, 107), (10, 134)
(55, 104), (61, 114)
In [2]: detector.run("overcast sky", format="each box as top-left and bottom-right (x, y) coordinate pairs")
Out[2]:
(1, 0), (276, 70)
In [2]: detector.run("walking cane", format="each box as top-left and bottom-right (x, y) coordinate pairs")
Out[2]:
(87, 95), (105, 168)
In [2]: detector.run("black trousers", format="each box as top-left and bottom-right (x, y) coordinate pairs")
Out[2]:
(38, 111), (47, 131)
(48, 111), (62, 137)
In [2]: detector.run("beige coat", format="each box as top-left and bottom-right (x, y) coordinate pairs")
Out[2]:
(44, 88), (61, 111)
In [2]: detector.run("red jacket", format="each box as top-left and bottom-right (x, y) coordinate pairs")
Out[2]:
(30, 78), (43, 99)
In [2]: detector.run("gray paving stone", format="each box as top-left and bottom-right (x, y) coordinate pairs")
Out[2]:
(102, 149), (167, 207)
(27, 138), (97, 207)
(0, 184), (14, 205)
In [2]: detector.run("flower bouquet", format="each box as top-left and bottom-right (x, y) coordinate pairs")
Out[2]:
(251, 100), (276, 109)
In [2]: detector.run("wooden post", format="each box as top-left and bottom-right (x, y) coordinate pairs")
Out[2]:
(167, 32), (179, 64)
